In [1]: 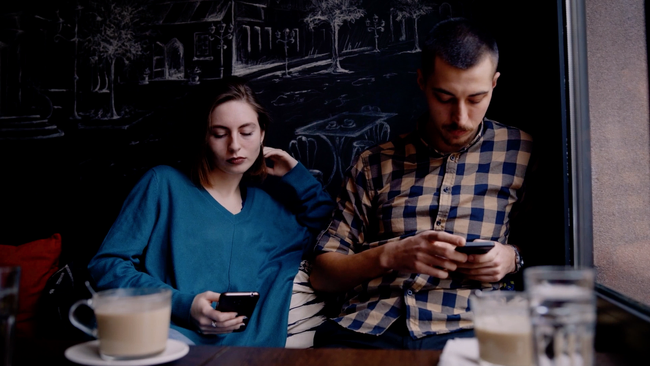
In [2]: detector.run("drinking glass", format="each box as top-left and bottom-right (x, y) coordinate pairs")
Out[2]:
(1, 266), (21, 366)
(525, 266), (596, 366)
(470, 290), (534, 366)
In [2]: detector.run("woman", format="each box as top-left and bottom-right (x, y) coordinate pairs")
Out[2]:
(88, 76), (334, 347)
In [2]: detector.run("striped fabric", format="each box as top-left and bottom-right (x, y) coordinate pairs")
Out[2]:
(315, 118), (533, 339)
(286, 260), (327, 348)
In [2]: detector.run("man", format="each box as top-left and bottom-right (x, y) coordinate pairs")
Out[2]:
(310, 18), (532, 350)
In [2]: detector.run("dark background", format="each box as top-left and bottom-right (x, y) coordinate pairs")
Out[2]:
(0, 0), (569, 271)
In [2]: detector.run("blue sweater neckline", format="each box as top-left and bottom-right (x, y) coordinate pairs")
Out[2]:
(198, 184), (254, 221)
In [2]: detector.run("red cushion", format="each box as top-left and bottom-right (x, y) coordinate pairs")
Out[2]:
(0, 233), (62, 338)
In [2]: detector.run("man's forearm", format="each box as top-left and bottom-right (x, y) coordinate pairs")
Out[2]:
(310, 250), (391, 293)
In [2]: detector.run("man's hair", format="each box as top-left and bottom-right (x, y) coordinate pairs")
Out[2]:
(189, 76), (270, 188)
(421, 17), (499, 77)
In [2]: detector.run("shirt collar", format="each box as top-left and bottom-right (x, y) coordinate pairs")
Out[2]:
(415, 116), (485, 157)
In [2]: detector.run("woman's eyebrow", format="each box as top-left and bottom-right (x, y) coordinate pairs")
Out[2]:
(237, 123), (257, 129)
(210, 123), (257, 130)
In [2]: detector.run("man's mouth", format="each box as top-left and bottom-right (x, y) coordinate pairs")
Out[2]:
(446, 127), (471, 137)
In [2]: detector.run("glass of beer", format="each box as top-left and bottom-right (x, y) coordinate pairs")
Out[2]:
(470, 290), (534, 366)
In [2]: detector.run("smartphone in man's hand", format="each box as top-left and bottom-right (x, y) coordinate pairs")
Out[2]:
(216, 292), (260, 332)
(455, 241), (496, 255)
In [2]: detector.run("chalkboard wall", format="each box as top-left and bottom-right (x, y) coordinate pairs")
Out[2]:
(0, 0), (569, 269)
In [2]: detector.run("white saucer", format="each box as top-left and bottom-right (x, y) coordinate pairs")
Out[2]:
(64, 339), (189, 366)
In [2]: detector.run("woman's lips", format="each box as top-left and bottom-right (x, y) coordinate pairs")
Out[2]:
(227, 157), (246, 164)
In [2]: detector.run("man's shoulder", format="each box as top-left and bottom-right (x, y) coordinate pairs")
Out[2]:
(485, 119), (533, 143)
(357, 131), (418, 160)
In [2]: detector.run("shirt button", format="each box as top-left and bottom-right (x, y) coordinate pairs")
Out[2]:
(449, 155), (455, 161)
(443, 186), (450, 193)
(436, 220), (442, 226)
(406, 290), (413, 296)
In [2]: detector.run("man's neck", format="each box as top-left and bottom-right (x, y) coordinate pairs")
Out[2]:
(419, 117), (484, 154)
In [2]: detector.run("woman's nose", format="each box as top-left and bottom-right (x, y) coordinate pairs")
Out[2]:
(229, 135), (241, 151)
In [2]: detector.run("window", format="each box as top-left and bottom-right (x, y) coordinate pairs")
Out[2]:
(570, 0), (650, 312)
(194, 32), (213, 61)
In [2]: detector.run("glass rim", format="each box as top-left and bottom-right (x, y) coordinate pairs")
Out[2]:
(524, 266), (595, 282)
(524, 265), (595, 275)
(469, 290), (529, 311)
(469, 290), (529, 304)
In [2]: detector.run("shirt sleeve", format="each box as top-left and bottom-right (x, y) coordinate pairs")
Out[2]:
(314, 154), (376, 256)
(87, 168), (195, 328)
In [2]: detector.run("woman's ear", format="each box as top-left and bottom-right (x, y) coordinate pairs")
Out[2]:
(416, 69), (426, 91)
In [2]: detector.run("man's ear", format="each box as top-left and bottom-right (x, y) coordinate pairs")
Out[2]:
(492, 71), (500, 88)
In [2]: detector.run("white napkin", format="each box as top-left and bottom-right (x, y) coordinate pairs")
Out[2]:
(439, 338), (480, 366)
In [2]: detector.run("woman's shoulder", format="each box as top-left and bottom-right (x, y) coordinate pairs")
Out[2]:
(244, 185), (289, 212)
(144, 165), (194, 187)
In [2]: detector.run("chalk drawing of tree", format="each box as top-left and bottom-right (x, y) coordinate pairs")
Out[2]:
(391, 0), (433, 52)
(88, 0), (145, 119)
(304, 0), (365, 73)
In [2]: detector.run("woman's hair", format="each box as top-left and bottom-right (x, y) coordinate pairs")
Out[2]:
(190, 76), (270, 187)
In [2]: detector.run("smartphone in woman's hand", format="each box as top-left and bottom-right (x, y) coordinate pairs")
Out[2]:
(216, 292), (260, 332)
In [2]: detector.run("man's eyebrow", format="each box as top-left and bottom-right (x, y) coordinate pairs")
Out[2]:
(432, 88), (489, 97)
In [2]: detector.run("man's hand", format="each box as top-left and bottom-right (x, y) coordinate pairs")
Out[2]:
(378, 230), (468, 279)
(190, 291), (246, 334)
(263, 147), (298, 177)
(454, 241), (516, 282)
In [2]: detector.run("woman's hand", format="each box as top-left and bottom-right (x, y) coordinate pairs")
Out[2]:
(263, 147), (298, 177)
(190, 291), (246, 334)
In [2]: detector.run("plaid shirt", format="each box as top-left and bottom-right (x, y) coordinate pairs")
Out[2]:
(315, 118), (533, 338)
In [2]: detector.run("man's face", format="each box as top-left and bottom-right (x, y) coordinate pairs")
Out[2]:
(417, 55), (500, 153)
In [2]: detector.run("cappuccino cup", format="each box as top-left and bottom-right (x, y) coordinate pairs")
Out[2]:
(69, 288), (171, 361)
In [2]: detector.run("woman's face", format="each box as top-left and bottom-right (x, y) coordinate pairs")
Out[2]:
(207, 100), (265, 178)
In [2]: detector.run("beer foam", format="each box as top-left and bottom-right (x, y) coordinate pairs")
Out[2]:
(475, 314), (532, 334)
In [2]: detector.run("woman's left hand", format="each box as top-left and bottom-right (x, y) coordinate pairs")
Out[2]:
(264, 147), (298, 177)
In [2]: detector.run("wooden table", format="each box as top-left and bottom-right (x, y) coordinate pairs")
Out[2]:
(13, 293), (644, 366)
(14, 337), (638, 366)
(14, 339), (440, 366)
(174, 346), (440, 366)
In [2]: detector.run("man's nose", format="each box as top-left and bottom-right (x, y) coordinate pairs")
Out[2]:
(452, 101), (470, 127)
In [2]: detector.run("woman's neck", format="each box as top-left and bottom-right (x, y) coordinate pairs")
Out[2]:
(204, 170), (244, 214)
